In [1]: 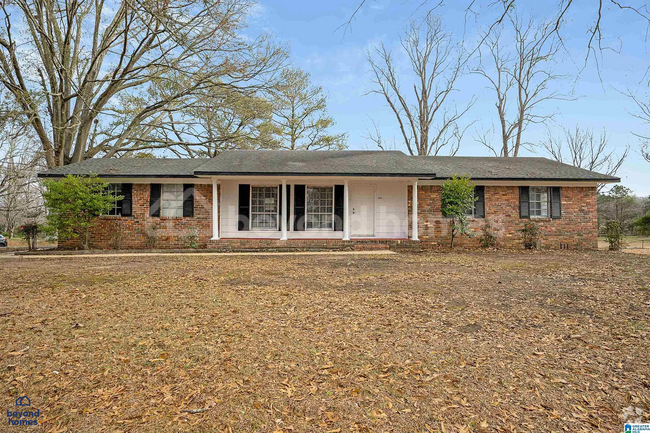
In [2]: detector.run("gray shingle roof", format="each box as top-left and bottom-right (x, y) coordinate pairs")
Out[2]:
(193, 150), (435, 176)
(414, 155), (620, 181)
(37, 150), (620, 182)
(38, 158), (209, 178)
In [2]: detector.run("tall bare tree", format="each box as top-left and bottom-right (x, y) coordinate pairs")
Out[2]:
(626, 90), (650, 164)
(541, 125), (628, 190)
(472, 12), (568, 157)
(271, 67), (347, 151)
(0, 120), (43, 237)
(0, 0), (286, 168)
(366, 15), (473, 156)
(346, 1), (650, 67)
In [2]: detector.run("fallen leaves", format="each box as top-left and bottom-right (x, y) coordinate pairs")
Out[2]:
(0, 251), (649, 432)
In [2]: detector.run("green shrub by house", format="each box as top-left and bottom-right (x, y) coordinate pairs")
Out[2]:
(43, 175), (118, 250)
(441, 175), (476, 248)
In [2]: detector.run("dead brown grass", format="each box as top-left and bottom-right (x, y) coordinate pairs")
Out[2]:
(1, 251), (649, 432)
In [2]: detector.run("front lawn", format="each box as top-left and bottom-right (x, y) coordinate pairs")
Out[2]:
(1, 251), (649, 432)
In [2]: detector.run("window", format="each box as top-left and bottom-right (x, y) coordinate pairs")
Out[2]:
(529, 187), (549, 217)
(251, 186), (278, 230)
(306, 187), (333, 230)
(465, 186), (485, 218)
(161, 184), (184, 217)
(107, 184), (122, 216)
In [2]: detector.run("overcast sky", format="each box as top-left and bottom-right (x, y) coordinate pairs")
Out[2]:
(246, 0), (650, 196)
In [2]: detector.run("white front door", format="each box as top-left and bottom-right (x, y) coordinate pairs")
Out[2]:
(351, 185), (375, 236)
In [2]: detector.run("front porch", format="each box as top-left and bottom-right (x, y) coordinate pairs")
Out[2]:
(208, 177), (422, 242)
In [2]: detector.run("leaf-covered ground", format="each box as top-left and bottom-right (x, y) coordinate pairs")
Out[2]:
(1, 251), (649, 432)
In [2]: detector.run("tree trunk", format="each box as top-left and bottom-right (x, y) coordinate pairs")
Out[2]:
(450, 219), (456, 249)
(83, 231), (90, 250)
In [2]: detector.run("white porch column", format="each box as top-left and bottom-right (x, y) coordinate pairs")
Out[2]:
(343, 180), (350, 241)
(412, 180), (419, 241)
(281, 178), (288, 240)
(211, 178), (219, 240)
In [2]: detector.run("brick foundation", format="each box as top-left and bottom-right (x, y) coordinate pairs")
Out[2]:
(408, 185), (598, 249)
(59, 184), (598, 251)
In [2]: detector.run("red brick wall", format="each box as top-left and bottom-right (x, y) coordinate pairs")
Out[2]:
(408, 185), (598, 249)
(59, 183), (216, 250)
(60, 183), (597, 250)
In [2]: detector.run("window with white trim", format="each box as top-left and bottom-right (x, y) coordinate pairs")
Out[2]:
(107, 184), (122, 216)
(251, 186), (278, 230)
(306, 187), (334, 230)
(529, 186), (549, 217)
(161, 184), (184, 217)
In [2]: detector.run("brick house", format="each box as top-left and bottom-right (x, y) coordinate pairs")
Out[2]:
(37, 150), (618, 250)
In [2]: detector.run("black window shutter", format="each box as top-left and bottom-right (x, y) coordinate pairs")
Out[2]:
(285, 185), (291, 229)
(294, 185), (306, 231)
(474, 185), (485, 218)
(183, 184), (194, 217)
(121, 183), (133, 216)
(334, 185), (344, 231)
(238, 184), (250, 231)
(519, 186), (530, 219)
(150, 184), (161, 217)
(551, 187), (562, 219)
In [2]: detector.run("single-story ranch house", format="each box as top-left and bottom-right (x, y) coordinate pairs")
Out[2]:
(38, 150), (619, 250)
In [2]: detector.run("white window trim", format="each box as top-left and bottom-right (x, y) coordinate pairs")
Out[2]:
(161, 184), (184, 217)
(107, 183), (122, 216)
(306, 185), (335, 231)
(250, 185), (280, 231)
(529, 186), (550, 218)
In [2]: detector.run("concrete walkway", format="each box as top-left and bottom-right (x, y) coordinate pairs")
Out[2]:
(1, 250), (396, 259)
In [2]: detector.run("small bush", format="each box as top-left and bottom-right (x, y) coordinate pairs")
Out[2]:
(605, 220), (624, 251)
(17, 223), (40, 251)
(480, 221), (499, 248)
(143, 224), (160, 249)
(109, 219), (124, 250)
(184, 227), (199, 249)
(520, 221), (541, 249)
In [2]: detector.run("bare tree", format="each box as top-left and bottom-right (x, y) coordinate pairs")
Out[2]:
(366, 15), (473, 156)
(643, 142), (650, 164)
(346, 1), (650, 67)
(0, 122), (43, 237)
(626, 90), (650, 164)
(0, 0), (286, 168)
(472, 12), (569, 157)
(541, 125), (628, 190)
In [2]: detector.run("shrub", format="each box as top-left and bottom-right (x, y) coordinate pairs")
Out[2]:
(17, 223), (40, 251)
(520, 221), (541, 249)
(633, 213), (650, 236)
(480, 221), (499, 248)
(143, 224), (160, 249)
(109, 219), (124, 250)
(42, 175), (118, 250)
(184, 226), (200, 249)
(441, 175), (476, 248)
(605, 220), (624, 251)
